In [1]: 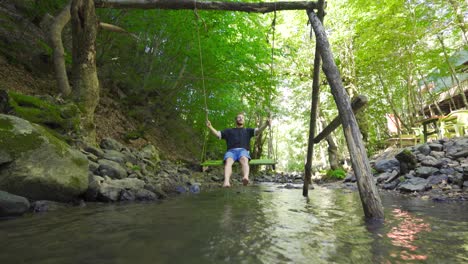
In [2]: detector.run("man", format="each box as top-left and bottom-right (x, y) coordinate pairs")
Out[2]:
(206, 113), (270, 187)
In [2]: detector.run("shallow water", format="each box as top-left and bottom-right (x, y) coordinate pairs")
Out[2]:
(1, 183), (467, 263)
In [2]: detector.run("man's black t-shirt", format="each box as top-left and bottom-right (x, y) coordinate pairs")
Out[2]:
(221, 128), (255, 151)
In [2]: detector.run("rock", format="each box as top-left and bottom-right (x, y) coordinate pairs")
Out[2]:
(97, 159), (127, 179)
(0, 190), (30, 217)
(31, 200), (66, 213)
(375, 172), (391, 183)
(189, 184), (201, 194)
(374, 158), (400, 173)
(416, 144), (431, 155)
(102, 149), (127, 164)
(429, 151), (445, 160)
(88, 161), (99, 173)
(395, 149), (417, 174)
(398, 178), (429, 192)
(343, 173), (356, 183)
(463, 181), (468, 189)
(134, 189), (157, 201)
(0, 114), (88, 202)
(175, 186), (187, 194)
(415, 166), (438, 178)
(83, 146), (104, 158)
(421, 156), (444, 168)
(100, 138), (124, 151)
(427, 175), (448, 186)
(453, 150), (468, 159)
(140, 144), (160, 163)
(119, 189), (136, 201)
(383, 180), (399, 190)
(0, 150), (12, 165)
(428, 143), (443, 151)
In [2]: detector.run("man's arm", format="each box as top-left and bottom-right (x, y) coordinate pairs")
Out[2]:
(207, 120), (221, 139)
(254, 119), (271, 135)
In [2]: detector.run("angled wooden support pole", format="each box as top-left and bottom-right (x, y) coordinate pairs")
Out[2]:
(307, 11), (384, 220)
(303, 0), (325, 197)
(313, 95), (368, 144)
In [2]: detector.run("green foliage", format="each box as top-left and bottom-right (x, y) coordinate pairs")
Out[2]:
(324, 169), (347, 181)
(8, 92), (80, 133)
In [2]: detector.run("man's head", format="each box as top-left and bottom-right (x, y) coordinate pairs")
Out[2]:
(235, 113), (245, 127)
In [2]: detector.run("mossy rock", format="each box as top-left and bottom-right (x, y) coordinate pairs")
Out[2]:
(7, 91), (80, 134)
(0, 114), (88, 202)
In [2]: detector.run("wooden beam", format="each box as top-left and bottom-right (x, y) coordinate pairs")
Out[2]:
(313, 95), (368, 144)
(96, 0), (318, 13)
(308, 11), (384, 220)
(303, 0), (325, 197)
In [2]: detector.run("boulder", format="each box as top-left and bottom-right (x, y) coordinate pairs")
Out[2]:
(374, 158), (400, 173)
(0, 190), (30, 217)
(100, 138), (123, 151)
(398, 177), (429, 192)
(97, 159), (127, 179)
(0, 114), (88, 202)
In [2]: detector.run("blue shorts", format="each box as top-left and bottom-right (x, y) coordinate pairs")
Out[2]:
(224, 148), (251, 162)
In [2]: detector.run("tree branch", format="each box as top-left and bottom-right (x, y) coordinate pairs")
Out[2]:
(96, 0), (318, 13)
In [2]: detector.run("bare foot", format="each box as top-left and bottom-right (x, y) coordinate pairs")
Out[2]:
(223, 182), (231, 188)
(242, 178), (249, 186)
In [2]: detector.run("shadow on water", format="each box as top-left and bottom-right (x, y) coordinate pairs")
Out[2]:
(0, 183), (467, 263)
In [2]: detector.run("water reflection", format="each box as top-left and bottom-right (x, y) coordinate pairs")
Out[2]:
(0, 184), (467, 264)
(387, 208), (431, 261)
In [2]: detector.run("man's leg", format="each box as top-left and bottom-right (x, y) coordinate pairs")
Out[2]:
(224, 157), (235, 187)
(239, 156), (250, 186)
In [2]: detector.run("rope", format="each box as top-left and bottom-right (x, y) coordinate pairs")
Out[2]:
(194, 0), (209, 163)
(267, 8), (277, 161)
(194, 0), (208, 122)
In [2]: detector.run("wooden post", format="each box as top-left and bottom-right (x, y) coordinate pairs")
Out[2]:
(303, 0), (325, 197)
(307, 11), (384, 220)
(313, 95), (368, 144)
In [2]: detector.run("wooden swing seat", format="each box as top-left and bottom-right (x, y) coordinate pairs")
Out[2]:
(201, 159), (276, 167)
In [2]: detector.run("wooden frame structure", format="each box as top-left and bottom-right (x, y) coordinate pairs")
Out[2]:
(72, 0), (384, 220)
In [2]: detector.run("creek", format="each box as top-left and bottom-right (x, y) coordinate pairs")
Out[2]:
(1, 183), (467, 263)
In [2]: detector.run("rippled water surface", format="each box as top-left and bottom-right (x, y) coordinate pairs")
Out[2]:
(1, 183), (468, 263)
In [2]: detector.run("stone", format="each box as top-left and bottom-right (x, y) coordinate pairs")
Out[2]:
(383, 180), (399, 190)
(421, 156), (444, 168)
(374, 158), (400, 173)
(97, 159), (127, 179)
(395, 149), (417, 174)
(0, 150), (12, 165)
(100, 138), (123, 151)
(428, 143), (443, 151)
(189, 184), (201, 194)
(398, 177), (429, 192)
(0, 190), (30, 217)
(140, 144), (160, 163)
(416, 144), (431, 155)
(429, 151), (445, 160)
(0, 114), (88, 202)
(427, 175), (448, 186)
(453, 150), (468, 159)
(83, 146), (104, 158)
(102, 149), (127, 164)
(415, 166), (438, 178)
(31, 200), (66, 213)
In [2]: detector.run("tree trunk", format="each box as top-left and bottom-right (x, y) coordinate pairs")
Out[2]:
(307, 11), (384, 220)
(50, 1), (72, 96)
(96, 0), (318, 12)
(303, 0), (324, 197)
(71, 0), (100, 144)
(447, 0), (468, 45)
(418, 70), (443, 116)
(438, 34), (468, 108)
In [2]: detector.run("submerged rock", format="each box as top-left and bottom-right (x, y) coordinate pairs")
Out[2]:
(0, 190), (30, 217)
